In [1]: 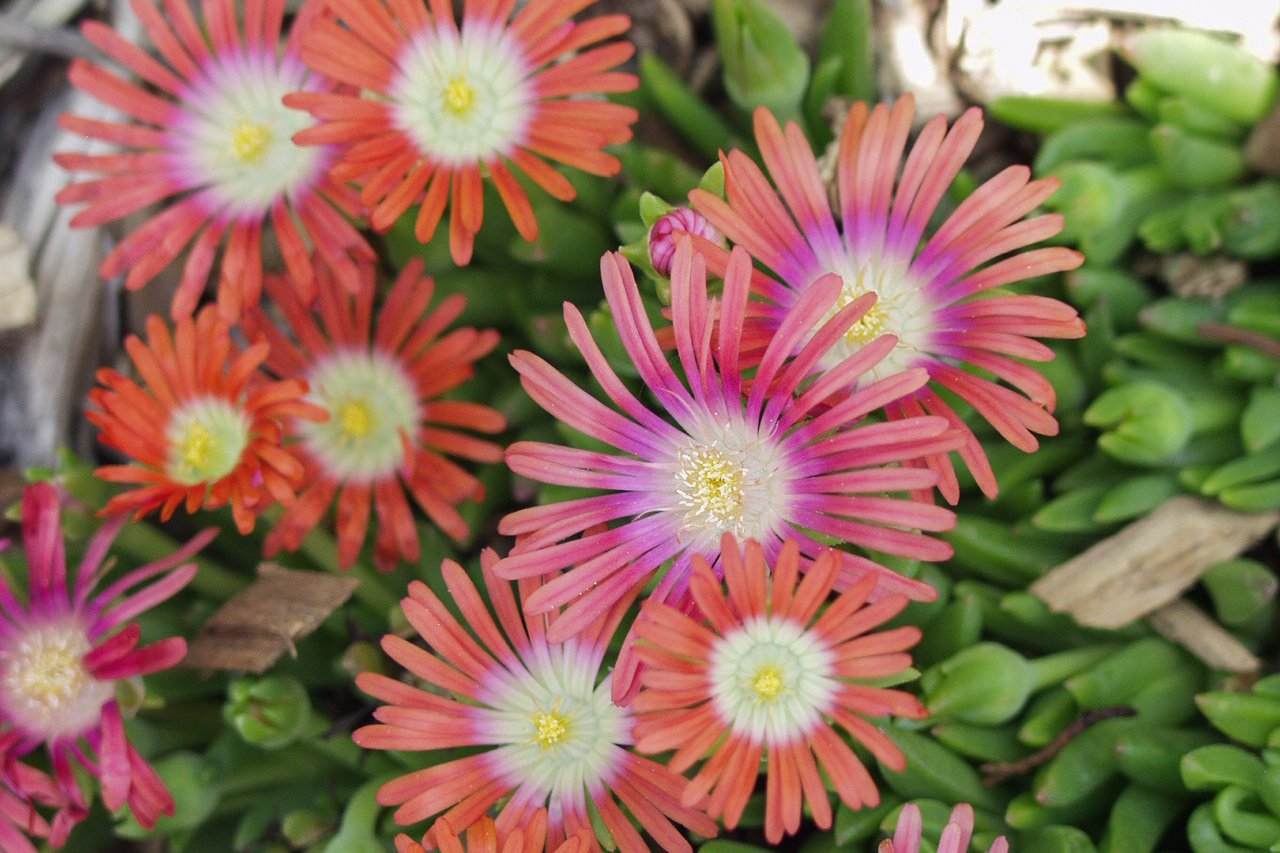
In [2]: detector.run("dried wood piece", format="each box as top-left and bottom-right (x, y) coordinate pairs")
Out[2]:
(0, 225), (35, 331)
(1030, 496), (1280, 628)
(1148, 599), (1262, 674)
(184, 563), (360, 673)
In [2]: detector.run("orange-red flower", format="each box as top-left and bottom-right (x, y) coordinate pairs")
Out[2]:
(88, 306), (323, 533)
(243, 259), (504, 571)
(633, 536), (926, 845)
(289, 0), (638, 264)
(396, 810), (590, 853)
(56, 0), (372, 319)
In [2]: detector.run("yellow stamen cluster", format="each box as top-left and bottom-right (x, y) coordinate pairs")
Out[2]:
(337, 400), (374, 442)
(532, 710), (570, 750)
(4, 631), (89, 715)
(230, 119), (273, 164)
(443, 77), (477, 116)
(844, 300), (890, 348)
(675, 445), (746, 534)
(176, 423), (215, 479)
(751, 666), (785, 701)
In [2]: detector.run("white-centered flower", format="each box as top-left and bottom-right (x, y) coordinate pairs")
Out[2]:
(668, 419), (791, 550)
(475, 644), (630, 799)
(0, 621), (114, 740)
(166, 396), (252, 485)
(710, 616), (837, 747)
(300, 350), (420, 483)
(173, 52), (325, 218)
(391, 24), (533, 168)
(819, 252), (934, 381)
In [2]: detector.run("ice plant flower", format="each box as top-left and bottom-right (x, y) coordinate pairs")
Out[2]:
(397, 810), (590, 853)
(0, 483), (214, 840)
(881, 803), (1009, 853)
(353, 551), (718, 852)
(633, 536), (926, 845)
(498, 243), (960, 701)
(56, 0), (372, 319)
(649, 208), (722, 277)
(242, 258), (505, 571)
(689, 97), (1086, 501)
(87, 306), (324, 534)
(289, 0), (639, 264)
(0, 758), (60, 853)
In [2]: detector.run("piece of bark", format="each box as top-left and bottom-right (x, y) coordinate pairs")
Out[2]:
(1148, 599), (1262, 674)
(1030, 496), (1280, 628)
(0, 225), (36, 331)
(1245, 101), (1280, 177)
(183, 564), (360, 673)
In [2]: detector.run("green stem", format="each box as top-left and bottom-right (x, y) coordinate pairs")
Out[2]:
(112, 521), (247, 600)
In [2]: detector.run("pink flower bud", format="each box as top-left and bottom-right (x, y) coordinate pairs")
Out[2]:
(648, 208), (722, 276)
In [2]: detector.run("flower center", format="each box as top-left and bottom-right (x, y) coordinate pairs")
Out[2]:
(669, 426), (789, 549)
(230, 118), (272, 164)
(391, 26), (532, 166)
(816, 254), (933, 380)
(176, 50), (325, 218)
(0, 623), (113, 740)
(676, 446), (746, 534)
(710, 617), (836, 746)
(443, 77), (476, 116)
(166, 397), (251, 486)
(844, 299), (891, 348)
(485, 648), (630, 798)
(531, 709), (570, 750)
(338, 400), (374, 440)
(301, 350), (419, 483)
(752, 666), (785, 701)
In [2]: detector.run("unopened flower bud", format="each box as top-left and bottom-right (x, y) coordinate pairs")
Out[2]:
(224, 674), (312, 749)
(648, 208), (723, 276)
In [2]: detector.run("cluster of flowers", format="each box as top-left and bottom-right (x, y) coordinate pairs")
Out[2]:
(0, 0), (1083, 848)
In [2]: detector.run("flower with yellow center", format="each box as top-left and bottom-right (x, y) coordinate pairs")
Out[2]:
(531, 709), (570, 750)
(390, 25), (532, 168)
(352, 554), (716, 846)
(301, 351), (419, 484)
(710, 616), (837, 746)
(0, 622), (114, 741)
(165, 397), (252, 486)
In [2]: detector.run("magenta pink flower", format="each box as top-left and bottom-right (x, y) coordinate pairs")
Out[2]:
(690, 97), (1085, 501)
(0, 483), (212, 841)
(882, 803), (1009, 853)
(353, 551), (717, 852)
(497, 242), (961, 702)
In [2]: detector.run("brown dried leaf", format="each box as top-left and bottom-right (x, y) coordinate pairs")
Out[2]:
(183, 563), (360, 673)
(1030, 496), (1280, 628)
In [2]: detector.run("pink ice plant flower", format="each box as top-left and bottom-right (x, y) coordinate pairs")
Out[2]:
(690, 97), (1085, 502)
(353, 551), (718, 852)
(882, 803), (1009, 853)
(56, 0), (372, 319)
(0, 483), (212, 843)
(497, 241), (963, 702)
